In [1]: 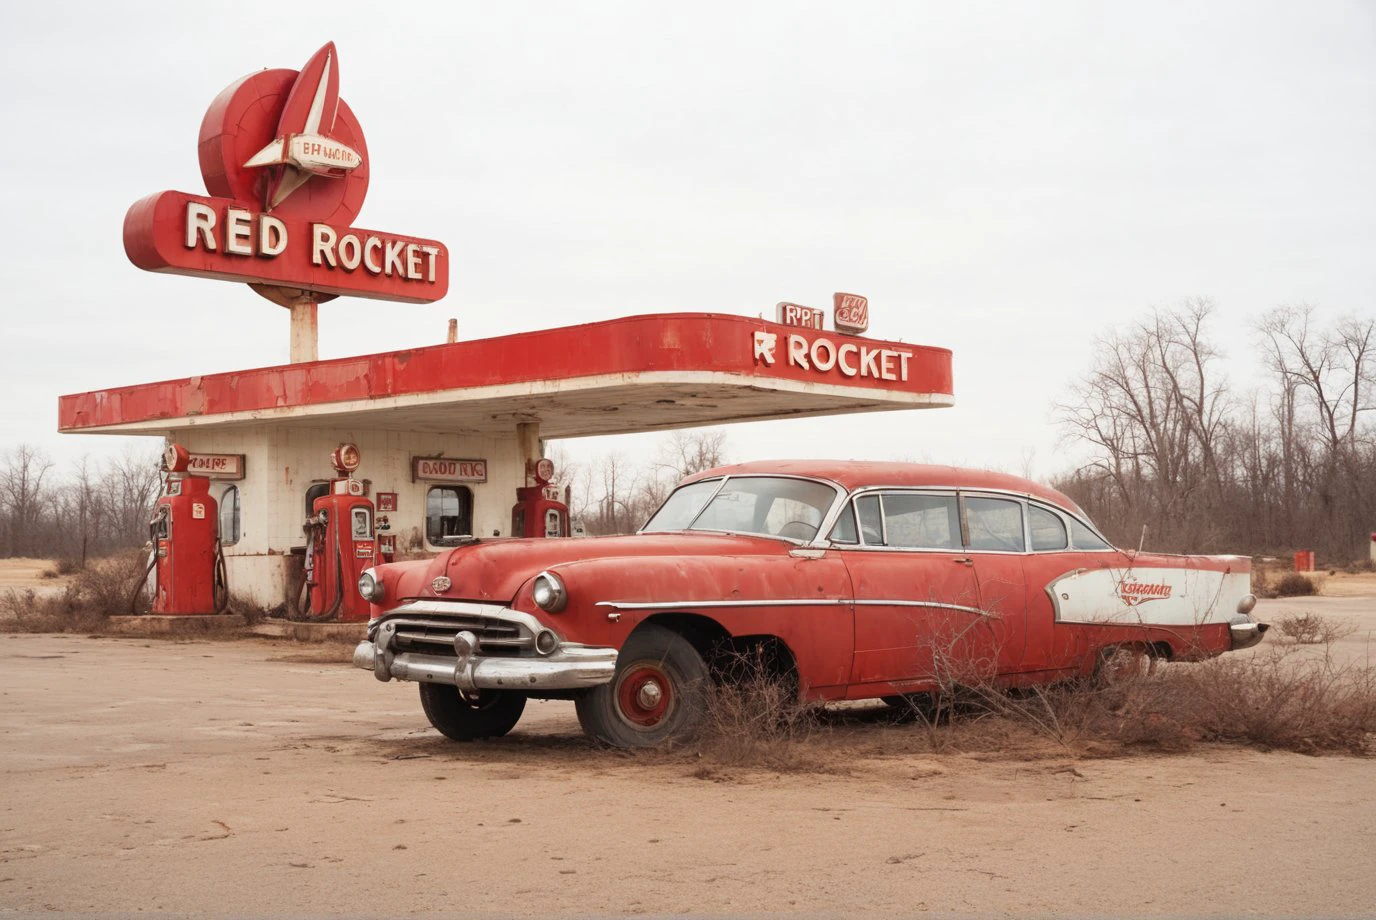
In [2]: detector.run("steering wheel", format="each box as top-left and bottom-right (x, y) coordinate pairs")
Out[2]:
(776, 520), (816, 541)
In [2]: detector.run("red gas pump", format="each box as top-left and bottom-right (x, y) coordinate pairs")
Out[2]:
(143, 443), (229, 615)
(299, 443), (376, 622)
(512, 457), (570, 538)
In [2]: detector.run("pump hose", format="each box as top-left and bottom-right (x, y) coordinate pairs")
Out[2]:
(295, 519), (345, 623)
(127, 510), (165, 615)
(212, 539), (229, 614)
(128, 550), (156, 615)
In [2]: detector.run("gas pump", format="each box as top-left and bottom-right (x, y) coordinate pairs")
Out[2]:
(511, 457), (569, 538)
(299, 443), (376, 622)
(139, 443), (229, 615)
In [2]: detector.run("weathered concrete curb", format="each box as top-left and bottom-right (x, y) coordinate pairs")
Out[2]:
(106, 614), (248, 637)
(249, 620), (366, 643)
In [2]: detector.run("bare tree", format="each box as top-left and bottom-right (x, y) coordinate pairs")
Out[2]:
(1058, 301), (1375, 560)
(1055, 300), (1232, 549)
(0, 445), (54, 557)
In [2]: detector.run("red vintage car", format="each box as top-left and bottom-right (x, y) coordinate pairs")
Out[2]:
(352, 461), (1264, 747)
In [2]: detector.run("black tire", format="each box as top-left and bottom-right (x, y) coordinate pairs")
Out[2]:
(575, 623), (710, 748)
(418, 684), (526, 741)
(1092, 645), (1164, 687)
(882, 693), (940, 723)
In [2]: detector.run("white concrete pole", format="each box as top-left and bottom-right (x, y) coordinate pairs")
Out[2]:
(516, 422), (540, 486)
(288, 301), (319, 363)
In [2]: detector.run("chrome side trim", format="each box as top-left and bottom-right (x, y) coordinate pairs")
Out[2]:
(594, 598), (993, 617)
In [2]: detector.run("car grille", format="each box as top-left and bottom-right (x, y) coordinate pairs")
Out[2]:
(382, 615), (534, 657)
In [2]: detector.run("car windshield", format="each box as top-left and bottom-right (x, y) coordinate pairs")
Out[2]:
(642, 476), (838, 542)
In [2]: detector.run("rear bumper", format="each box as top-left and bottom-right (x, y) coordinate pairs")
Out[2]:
(1228, 617), (1270, 650)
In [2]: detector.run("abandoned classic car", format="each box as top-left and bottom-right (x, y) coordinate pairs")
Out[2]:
(352, 461), (1264, 747)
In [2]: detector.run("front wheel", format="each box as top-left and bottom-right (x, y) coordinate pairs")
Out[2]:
(419, 684), (526, 741)
(575, 624), (710, 748)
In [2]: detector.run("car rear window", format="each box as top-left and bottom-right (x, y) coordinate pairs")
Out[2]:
(1069, 517), (1110, 550)
(1028, 505), (1068, 551)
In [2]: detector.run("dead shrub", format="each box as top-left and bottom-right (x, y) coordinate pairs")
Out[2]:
(1169, 646), (1376, 754)
(908, 641), (1376, 756)
(690, 653), (827, 773)
(1273, 572), (1317, 597)
(1275, 612), (1357, 645)
(77, 551), (151, 614)
(54, 558), (79, 576)
(0, 586), (106, 634)
(0, 549), (150, 633)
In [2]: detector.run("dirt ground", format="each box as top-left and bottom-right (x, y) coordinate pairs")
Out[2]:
(0, 558), (72, 591)
(0, 592), (1373, 918)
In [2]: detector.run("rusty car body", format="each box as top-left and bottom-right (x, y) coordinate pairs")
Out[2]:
(352, 461), (1264, 747)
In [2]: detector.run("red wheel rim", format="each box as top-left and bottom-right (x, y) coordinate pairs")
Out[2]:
(616, 664), (673, 728)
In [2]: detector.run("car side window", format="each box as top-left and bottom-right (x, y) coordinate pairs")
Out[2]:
(855, 494), (883, 544)
(1069, 518), (1110, 550)
(881, 492), (961, 550)
(828, 502), (859, 544)
(875, 492), (963, 550)
(1028, 504), (1067, 552)
(964, 496), (1026, 552)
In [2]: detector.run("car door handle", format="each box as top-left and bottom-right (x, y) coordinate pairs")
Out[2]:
(953, 557), (973, 566)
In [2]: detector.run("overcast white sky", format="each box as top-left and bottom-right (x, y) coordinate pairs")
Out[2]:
(2, 1), (1373, 481)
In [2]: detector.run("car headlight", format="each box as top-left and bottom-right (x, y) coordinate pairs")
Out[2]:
(531, 571), (567, 612)
(358, 569), (384, 603)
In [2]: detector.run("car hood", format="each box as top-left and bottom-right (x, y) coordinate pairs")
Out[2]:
(397, 532), (793, 604)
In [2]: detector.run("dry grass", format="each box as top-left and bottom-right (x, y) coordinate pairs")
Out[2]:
(687, 654), (830, 776)
(0, 550), (150, 632)
(1275, 612), (1358, 645)
(682, 638), (1376, 775)
(1255, 568), (1319, 598)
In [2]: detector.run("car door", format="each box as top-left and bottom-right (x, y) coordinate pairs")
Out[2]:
(960, 493), (1029, 676)
(1020, 503), (1130, 674)
(836, 490), (986, 689)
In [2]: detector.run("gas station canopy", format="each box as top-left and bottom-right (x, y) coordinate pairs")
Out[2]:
(60, 313), (953, 439)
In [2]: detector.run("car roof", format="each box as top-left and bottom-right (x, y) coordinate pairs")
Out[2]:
(682, 460), (1086, 517)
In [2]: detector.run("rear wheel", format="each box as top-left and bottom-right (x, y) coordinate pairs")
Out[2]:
(419, 684), (526, 741)
(1093, 645), (1165, 686)
(575, 624), (710, 748)
(882, 693), (940, 722)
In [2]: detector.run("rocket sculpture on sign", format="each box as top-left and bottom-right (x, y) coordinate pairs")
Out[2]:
(123, 41), (449, 306)
(243, 44), (364, 209)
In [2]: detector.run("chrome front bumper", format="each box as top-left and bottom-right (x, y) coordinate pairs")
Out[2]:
(353, 603), (617, 691)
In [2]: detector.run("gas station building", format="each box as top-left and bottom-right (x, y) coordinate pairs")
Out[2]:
(60, 312), (953, 611)
(59, 41), (954, 618)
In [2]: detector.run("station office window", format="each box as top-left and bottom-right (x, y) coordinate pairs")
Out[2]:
(426, 486), (474, 546)
(219, 485), (241, 546)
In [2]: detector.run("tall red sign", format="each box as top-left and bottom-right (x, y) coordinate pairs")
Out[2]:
(123, 42), (448, 304)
